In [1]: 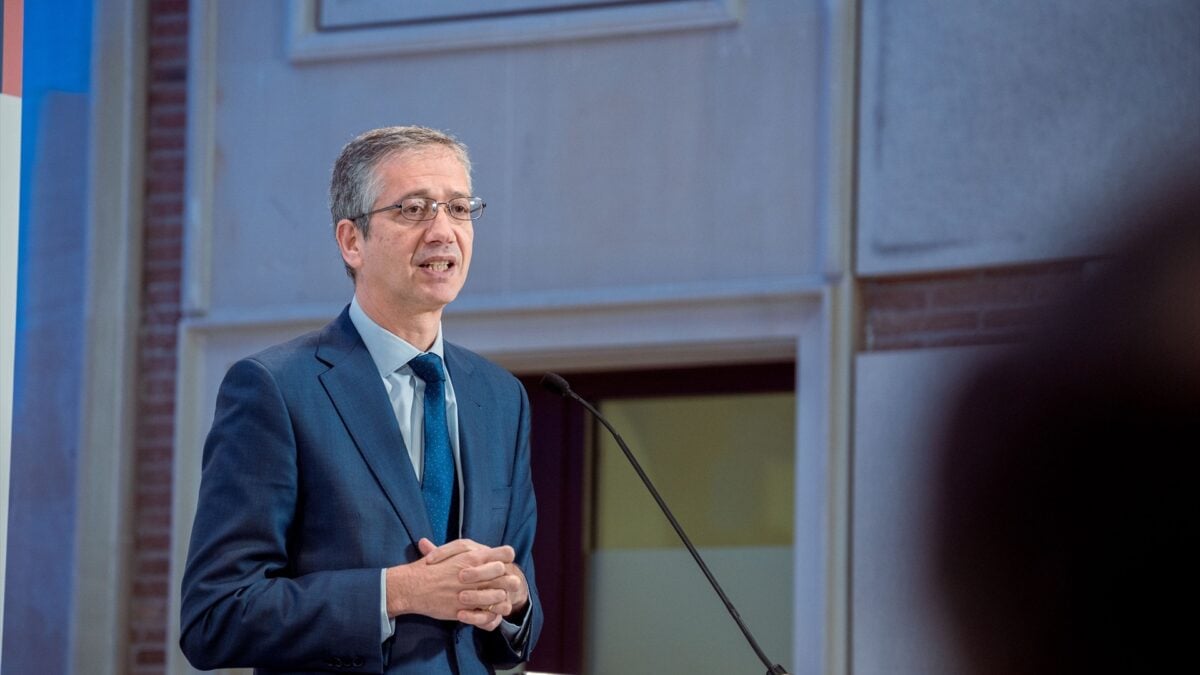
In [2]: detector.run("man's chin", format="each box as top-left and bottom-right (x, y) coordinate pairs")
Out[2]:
(415, 288), (463, 312)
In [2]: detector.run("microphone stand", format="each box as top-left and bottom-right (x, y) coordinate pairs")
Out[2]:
(541, 373), (789, 675)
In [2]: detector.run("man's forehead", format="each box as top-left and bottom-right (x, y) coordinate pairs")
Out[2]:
(382, 146), (467, 178)
(380, 145), (467, 171)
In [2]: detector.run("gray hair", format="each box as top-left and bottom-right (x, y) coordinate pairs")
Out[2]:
(329, 126), (472, 279)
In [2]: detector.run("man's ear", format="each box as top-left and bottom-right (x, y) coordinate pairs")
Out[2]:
(335, 219), (363, 272)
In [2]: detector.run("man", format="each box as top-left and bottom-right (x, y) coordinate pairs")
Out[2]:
(180, 126), (541, 673)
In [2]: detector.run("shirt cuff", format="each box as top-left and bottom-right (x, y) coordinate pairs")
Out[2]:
(498, 602), (532, 651)
(380, 569), (396, 642)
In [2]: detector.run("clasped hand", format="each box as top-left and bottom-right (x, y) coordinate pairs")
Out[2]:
(386, 537), (529, 631)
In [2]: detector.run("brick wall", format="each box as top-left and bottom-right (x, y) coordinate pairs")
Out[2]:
(860, 260), (1095, 351)
(131, 0), (188, 672)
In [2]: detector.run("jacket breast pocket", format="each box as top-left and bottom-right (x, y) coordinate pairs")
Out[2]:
(471, 486), (512, 545)
(490, 486), (512, 511)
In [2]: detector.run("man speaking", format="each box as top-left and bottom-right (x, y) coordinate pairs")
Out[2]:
(180, 126), (541, 673)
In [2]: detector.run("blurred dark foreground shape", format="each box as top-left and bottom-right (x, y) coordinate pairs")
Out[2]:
(932, 178), (1200, 675)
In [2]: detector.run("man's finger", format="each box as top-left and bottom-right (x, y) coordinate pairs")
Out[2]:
(458, 560), (508, 584)
(456, 608), (504, 631)
(458, 589), (507, 608)
(422, 538), (482, 564)
(491, 545), (516, 563)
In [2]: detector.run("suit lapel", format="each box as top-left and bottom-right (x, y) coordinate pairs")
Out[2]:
(316, 309), (433, 544)
(445, 344), (490, 541)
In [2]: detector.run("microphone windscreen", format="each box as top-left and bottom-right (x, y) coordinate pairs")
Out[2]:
(540, 372), (572, 397)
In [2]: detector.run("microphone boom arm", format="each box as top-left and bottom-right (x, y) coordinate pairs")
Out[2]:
(542, 373), (789, 675)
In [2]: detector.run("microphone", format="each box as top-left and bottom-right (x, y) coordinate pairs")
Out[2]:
(540, 373), (789, 675)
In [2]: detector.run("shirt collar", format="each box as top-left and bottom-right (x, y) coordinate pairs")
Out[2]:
(348, 295), (445, 377)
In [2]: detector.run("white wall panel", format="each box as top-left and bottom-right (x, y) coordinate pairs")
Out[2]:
(857, 0), (1200, 275)
(192, 0), (822, 316)
(852, 347), (993, 675)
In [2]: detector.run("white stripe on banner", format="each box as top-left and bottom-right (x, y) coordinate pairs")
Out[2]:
(0, 90), (21, 663)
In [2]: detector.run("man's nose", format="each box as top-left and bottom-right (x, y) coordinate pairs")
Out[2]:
(423, 205), (457, 242)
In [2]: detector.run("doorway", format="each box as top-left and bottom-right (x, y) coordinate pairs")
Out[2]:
(522, 362), (795, 673)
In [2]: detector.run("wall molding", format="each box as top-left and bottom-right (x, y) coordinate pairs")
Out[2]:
(174, 277), (824, 371)
(287, 0), (743, 63)
(813, 0), (860, 673)
(181, 0), (215, 315)
(74, 0), (147, 673)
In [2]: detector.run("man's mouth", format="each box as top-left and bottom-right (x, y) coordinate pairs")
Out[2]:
(420, 261), (453, 272)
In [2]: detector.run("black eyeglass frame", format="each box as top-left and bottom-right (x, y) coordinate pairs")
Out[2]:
(347, 196), (486, 223)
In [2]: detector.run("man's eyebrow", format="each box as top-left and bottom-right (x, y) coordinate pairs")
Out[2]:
(394, 189), (472, 201)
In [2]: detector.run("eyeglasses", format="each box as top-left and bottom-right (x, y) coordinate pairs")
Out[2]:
(348, 196), (486, 223)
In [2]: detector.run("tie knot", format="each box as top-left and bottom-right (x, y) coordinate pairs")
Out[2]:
(407, 352), (445, 384)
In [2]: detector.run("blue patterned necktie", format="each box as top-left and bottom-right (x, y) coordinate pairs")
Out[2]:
(407, 353), (457, 545)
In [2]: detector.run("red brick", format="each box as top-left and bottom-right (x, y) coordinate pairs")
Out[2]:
(145, 197), (183, 218)
(135, 533), (171, 551)
(930, 278), (1035, 308)
(865, 335), (926, 351)
(862, 285), (927, 311)
(151, 0), (188, 15)
(148, 105), (186, 128)
(148, 151), (185, 173)
(145, 286), (181, 307)
(145, 237), (183, 259)
(135, 489), (172, 511)
(137, 433), (175, 456)
(129, 597), (167, 621)
(144, 257), (182, 273)
(133, 578), (169, 598)
(146, 174), (184, 194)
(139, 552), (172, 571)
(138, 400), (176, 419)
(150, 13), (187, 38)
(143, 313), (181, 329)
(137, 444), (174, 466)
(981, 306), (1045, 330)
(134, 648), (166, 666)
(1031, 273), (1085, 302)
(148, 62), (187, 85)
(130, 626), (168, 645)
(144, 219), (183, 239)
(869, 309), (978, 337)
(141, 377), (178, 399)
(148, 130), (185, 151)
(137, 3), (188, 670)
(860, 261), (1096, 351)
(149, 44), (187, 66)
(140, 411), (176, 426)
(142, 265), (181, 287)
(925, 310), (978, 332)
(139, 352), (178, 375)
(135, 509), (171, 530)
(148, 81), (186, 104)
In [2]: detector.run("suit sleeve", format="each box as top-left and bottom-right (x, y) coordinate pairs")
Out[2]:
(477, 378), (545, 667)
(179, 357), (385, 672)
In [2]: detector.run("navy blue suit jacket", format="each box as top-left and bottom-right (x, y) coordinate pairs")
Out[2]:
(180, 308), (542, 674)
